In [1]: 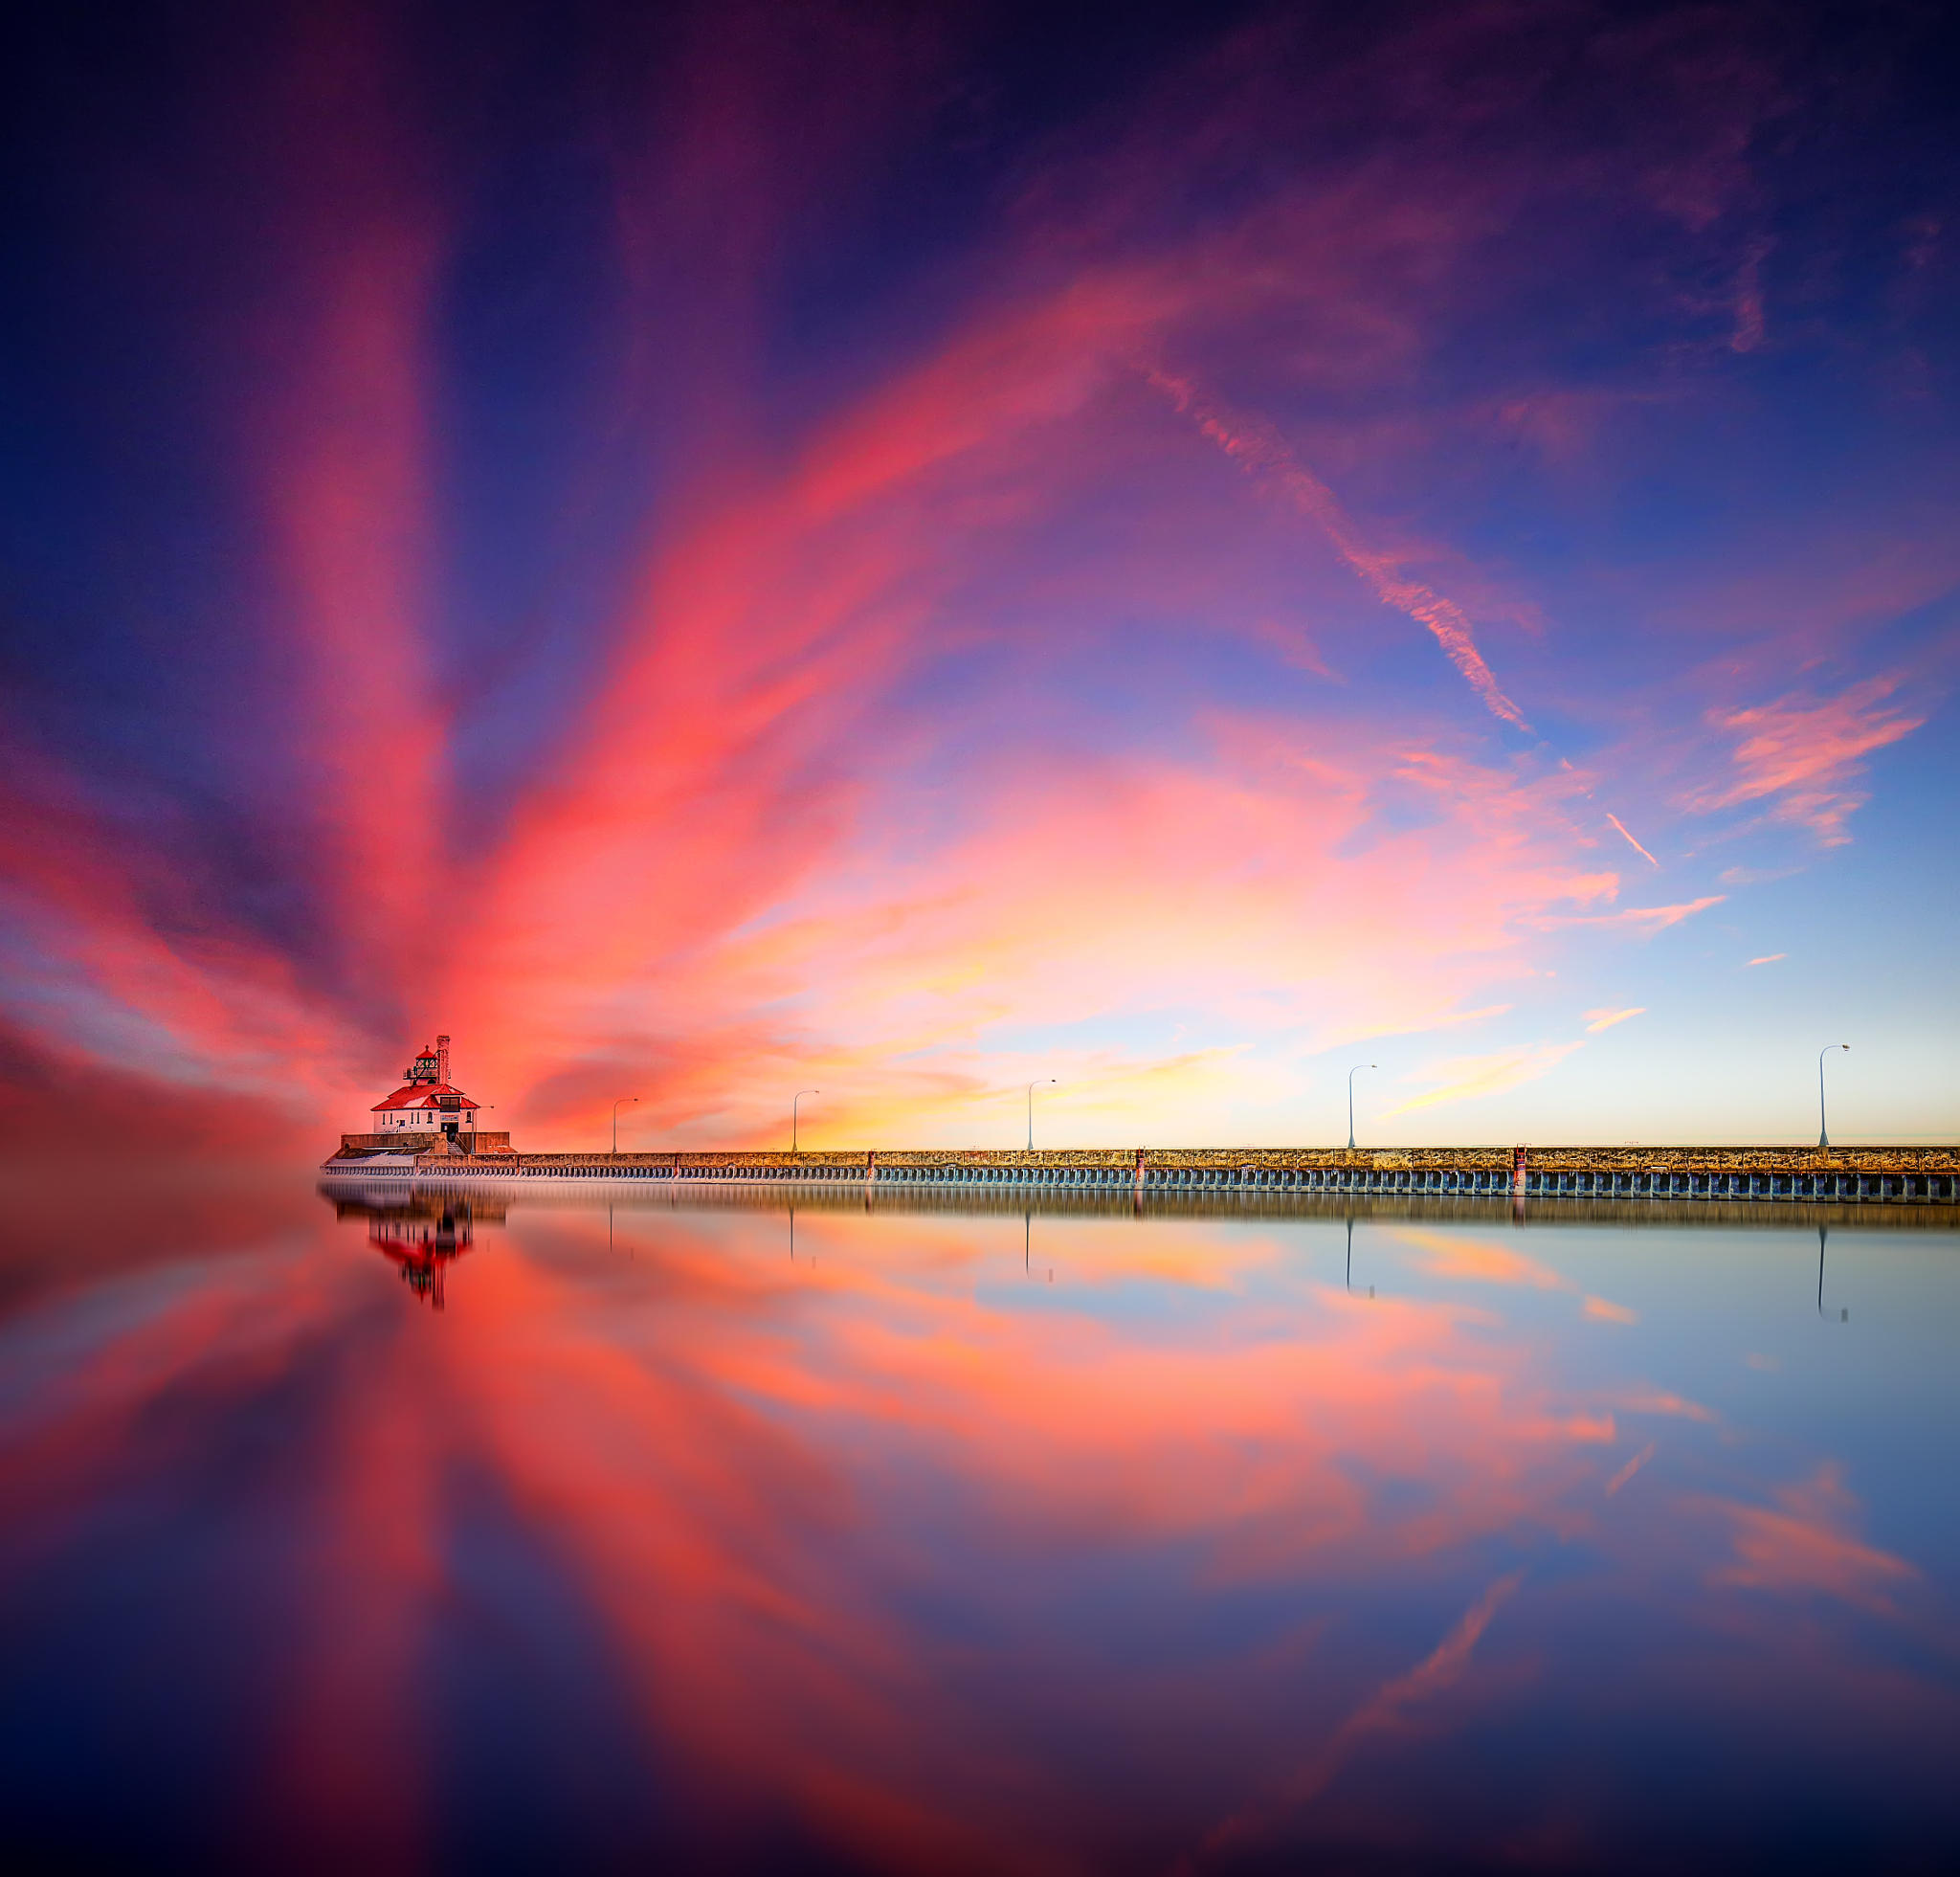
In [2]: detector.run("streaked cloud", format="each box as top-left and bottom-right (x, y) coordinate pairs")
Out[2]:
(1148, 369), (1531, 730)
(1384, 1040), (1586, 1116)
(1605, 814), (1660, 868)
(1704, 1464), (1919, 1613)
(1683, 676), (1926, 847)
(1530, 896), (1725, 933)
(1394, 1229), (1570, 1291)
(1603, 1443), (1657, 1495)
(1584, 1007), (1647, 1034)
(1204, 1569), (1526, 1859)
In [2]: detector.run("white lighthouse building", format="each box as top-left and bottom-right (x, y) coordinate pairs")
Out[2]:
(369, 1035), (484, 1142)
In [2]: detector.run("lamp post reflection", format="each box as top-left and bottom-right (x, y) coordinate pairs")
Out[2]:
(1817, 1224), (1849, 1322)
(1345, 1214), (1373, 1299)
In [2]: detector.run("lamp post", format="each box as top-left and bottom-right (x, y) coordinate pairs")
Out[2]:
(612, 1096), (639, 1155)
(1027, 1078), (1055, 1151)
(1817, 1044), (1848, 1149)
(1348, 1064), (1375, 1151)
(793, 1089), (819, 1153)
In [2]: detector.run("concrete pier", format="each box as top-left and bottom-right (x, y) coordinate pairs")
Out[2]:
(323, 1140), (1960, 1204)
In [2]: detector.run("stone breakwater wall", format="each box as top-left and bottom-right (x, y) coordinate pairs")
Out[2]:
(322, 1143), (1960, 1203)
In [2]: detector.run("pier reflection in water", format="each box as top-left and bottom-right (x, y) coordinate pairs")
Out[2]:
(2, 1176), (1956, 1870)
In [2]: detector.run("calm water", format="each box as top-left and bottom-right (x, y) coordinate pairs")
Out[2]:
(3, 1175), (1958, 1872)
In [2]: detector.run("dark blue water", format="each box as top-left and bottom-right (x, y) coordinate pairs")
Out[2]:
(3, 1176), (1956, 1871)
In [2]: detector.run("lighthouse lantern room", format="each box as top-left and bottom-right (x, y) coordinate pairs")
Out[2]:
(370, 1034), (483, 1140)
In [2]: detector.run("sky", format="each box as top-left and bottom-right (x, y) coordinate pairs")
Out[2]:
(1, 0), (1956, 1156)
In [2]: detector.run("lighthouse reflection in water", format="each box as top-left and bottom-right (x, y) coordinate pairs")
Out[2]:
(339, 1192), (494, 1309)
(1, 1176), (1957, 1872)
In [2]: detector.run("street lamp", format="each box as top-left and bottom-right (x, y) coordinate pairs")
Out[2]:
(612, 1096), (639, 1155)
(1817, 1044), (1848, 1149)
(793, 1089), (819, 1153)
(1348, 1064), (1376, 1151)
(1027, 1078), (1056, 1151)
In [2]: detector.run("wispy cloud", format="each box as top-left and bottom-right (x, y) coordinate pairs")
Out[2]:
(1385, 1039), (1585, 1115)
(1395, 1229), (1570, 1290)
(1202, 1570), (1526, 1860)
(1747, 953), (1786, 967)
(1720, 864), (1803, 886)
(1529, 896), (1724, 932)
(1584, 1007), (1646, 1034)
(1148, 369), (1531, 730)
(1604, 1442), (1657, 1495)
(1704, 1464), (1918, 1613)
(1684, 676), (1925, 846)
(1605, 814), (1660, 868)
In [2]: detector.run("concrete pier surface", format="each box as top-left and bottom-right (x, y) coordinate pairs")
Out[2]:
(323, 1138), (1960, 1205)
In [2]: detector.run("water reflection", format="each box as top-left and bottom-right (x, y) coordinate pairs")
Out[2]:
(1817, 1223), (1852, 1323)
(0, 1174), (1955, 1870)
(337, 1194), (497, 1310)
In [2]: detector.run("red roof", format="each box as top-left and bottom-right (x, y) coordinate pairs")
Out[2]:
(371, 1082), (482, 1113)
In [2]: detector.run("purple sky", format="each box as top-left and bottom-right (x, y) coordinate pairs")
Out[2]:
(2, 0), (1956, 1151)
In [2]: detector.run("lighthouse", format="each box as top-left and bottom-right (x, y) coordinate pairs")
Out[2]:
(369, 1035), (484, 1142)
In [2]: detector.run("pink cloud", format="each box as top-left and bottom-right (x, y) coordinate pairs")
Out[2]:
(1605, 813), (1661, 867)
(1394, 1229), (1571, 1291)
(1704, 1464), (1919, 1613)
(1385, 1040), (1586, 1116)
(1148, 369), (1531, 730)
(1584, 1007), (1646, 1034)
(1530, 896), (1724, 932)
(1683, 676), (1926, 846)
(1204, 1568), (1526, 1858)
(1604, 1443), (1657, 1495)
